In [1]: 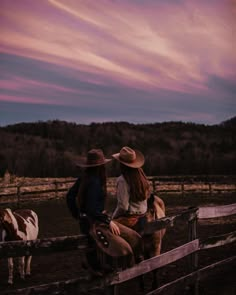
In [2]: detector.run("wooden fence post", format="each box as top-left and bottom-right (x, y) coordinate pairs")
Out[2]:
(209, 183), (212, 196)
(181, 183), (185, 197)
(16, 184), (21, 208)
(188, 218), (198, 270)
(55, 181), (58, 199)
(188, 210), (199, 295)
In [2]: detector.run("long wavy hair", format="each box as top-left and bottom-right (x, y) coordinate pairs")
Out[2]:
(77, 165), (107, 209)
(120, 163), (150, 202)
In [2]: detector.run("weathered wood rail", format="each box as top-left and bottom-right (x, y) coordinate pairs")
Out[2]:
(0, 176), (236, 205)
(1, 203), (235, 295)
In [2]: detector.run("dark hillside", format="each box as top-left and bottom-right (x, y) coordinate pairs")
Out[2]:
(0, 119), (236, 177)
(221, 116), (236, 127)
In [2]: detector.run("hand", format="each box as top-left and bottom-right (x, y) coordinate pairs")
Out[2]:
(109, 221), (120, 235)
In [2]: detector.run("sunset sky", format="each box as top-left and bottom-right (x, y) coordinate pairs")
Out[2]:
(0, 0), (235, 126)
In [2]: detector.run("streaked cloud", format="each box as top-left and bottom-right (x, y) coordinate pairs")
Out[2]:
(0, 0), (235, 125)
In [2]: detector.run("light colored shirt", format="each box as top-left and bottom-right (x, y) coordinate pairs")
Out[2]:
(112, 175), (147, 219)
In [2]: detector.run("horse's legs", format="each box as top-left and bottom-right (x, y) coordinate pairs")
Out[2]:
(18, 256), (25, 280)
(138, 249), (148, 291)
(25, 256), (32, 276)
(8, 257), (14, 284)
(152, 240), (162, 289)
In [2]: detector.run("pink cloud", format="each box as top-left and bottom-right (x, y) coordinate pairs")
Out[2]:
(0, 76), (78, 93)
(0, 94), (50, 105)
(0, 0), (235, 99)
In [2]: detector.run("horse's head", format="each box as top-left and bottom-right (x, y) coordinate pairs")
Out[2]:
(0, 208), (10, 242)
(0, 208), (17, 240)
(0, 208), (13, 224)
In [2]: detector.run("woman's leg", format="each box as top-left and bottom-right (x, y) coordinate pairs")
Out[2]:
(89, 222), (136, 269)
(113, 221), (144, 263)
(79, 219), (103, 275)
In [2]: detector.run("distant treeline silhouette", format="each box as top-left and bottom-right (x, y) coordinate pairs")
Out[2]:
(0, 117), (235, 178)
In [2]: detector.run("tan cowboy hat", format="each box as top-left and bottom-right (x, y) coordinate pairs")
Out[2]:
(76, 149), (112, 167)
(112, 146), (145, 168)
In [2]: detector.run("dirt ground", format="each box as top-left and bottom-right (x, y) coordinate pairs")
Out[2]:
(0, 193), (236, 294)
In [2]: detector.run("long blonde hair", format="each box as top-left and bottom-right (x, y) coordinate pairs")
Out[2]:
(120, 163), (150, 202)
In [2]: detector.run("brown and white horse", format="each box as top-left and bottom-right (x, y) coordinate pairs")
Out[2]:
(0, 208), (39, 284)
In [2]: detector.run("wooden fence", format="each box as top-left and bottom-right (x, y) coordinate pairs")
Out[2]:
(0, 203), (235, 295)
(0, 176), (236, 205)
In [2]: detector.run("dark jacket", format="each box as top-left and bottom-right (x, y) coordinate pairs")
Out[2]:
(80, 176), (111, 234)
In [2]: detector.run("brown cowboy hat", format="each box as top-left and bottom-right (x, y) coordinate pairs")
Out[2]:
(112, 146), (145, 168)
(76, 149), (112, 167)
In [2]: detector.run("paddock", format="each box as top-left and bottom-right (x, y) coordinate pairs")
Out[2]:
(0, 192), (235, 295)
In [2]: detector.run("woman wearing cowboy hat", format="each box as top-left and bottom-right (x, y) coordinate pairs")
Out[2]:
(75, 149), (143, 275)
(112, 146), (150, 230)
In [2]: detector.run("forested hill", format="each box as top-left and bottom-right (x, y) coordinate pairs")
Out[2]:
(0, 118), (236, 177)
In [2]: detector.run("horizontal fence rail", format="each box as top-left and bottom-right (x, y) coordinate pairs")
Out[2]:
(1, 276), (93, 295)
(0, 235), (88, 259)
(198, 203), (236, 219)
(1, 203), (235, 295)
(110, 240), (199, 285)
(1, 175), (236, 205)
(200, 231), (236, 250)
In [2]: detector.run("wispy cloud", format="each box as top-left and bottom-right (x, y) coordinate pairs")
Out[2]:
(0, 0), (235, 125)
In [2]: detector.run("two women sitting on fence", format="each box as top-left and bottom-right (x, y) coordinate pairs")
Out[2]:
(67, 147), (165, 275)
(68, 148), (143, 275)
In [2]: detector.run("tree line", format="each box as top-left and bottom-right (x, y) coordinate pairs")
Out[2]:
(0, 117), (235, 178)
